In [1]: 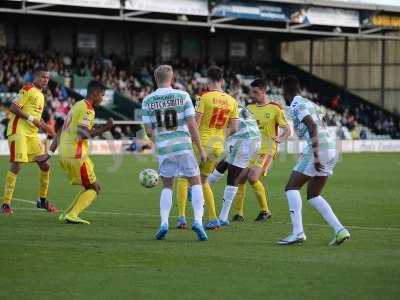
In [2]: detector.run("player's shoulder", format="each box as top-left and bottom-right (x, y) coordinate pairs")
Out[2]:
(74, 99), (93, 112)
(198, 90), (215, 100)
(19, 83), (34, 95)
(199, 89), (227, 99)
(84, 100), (95, 112)
(290, 96), (311, 117)
(247, 103), (257, 111)
(22, 83), (34, 91)
(228, 94), (238, 105)
(142, 93), (152, 106)
(198, 89), (209, 97)
(173, 88), (189, 96)
(174, 89), (191, 102)
(73, 100), (85, 110)
(268, 101), (284, 110)
(292, 95), (306, 105)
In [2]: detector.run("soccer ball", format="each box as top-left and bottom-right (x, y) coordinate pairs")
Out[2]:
(139, 169), (159, 188)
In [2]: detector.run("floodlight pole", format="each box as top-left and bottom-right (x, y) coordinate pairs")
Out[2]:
(343, 36), (349, 107)
(380, 36), (386, 108)
(344, 37), (348, 90)
(309, 38), (314, 89)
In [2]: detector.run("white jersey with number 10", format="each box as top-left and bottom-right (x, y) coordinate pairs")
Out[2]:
(141, 87), (195, 160)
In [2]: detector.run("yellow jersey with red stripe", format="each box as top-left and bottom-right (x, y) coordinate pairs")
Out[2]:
(195, 90), (239, 149)
(59, 100), (95, 159)
(247, 101), (288, 154)
(7, 83), (45, 137)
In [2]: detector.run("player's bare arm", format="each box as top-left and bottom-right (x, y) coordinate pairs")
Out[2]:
(34, 128), (62, 163)
(187, 116), (207, 163)
(195, 112), (203, 126)
(274, 124), (291, 144)
(9, 102), (46, 131)
(302, 115), (322, 171)
(77, 118), (114, 139)
(143, 123), (156, 144)
(226, 118), (239, 137)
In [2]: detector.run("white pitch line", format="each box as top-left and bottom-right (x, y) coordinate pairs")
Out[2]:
(12, 198), (400, 232)
(14, 198), (37, 205)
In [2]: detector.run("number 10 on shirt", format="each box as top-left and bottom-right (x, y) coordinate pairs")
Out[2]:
(155, 109), (178, 131)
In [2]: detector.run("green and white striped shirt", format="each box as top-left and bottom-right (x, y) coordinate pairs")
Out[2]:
(230, 105), (261, 141)
(142, 87), (195, 159)
(290, 95), (336, 151)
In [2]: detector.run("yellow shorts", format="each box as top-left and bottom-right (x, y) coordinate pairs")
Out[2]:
(59, 156), (97, 188)
(8, 134), (44, 163)
(194, 146), (224, 177)
(248, 149), (277, 172)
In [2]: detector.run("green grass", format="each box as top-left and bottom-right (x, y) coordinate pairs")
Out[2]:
(0, 153), (399, 299)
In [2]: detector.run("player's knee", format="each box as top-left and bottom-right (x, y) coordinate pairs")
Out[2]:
(188, 176), (201, 186)
(163, 182), (173, 189)
(285, 181), (296, 191)
(161, 176), (174, 189)
(85, 183), (100, 194)
(307, 191), (319, 200)
(226, 174), (236, 186)
(10, 162), (20, 174)
(39, 162), (50, 172)
(216, 160), (228, 173)
(247, 172), (258, 185)
(93, 184), (101, 194)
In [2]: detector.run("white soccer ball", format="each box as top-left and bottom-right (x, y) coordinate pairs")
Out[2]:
(139, 169), (159, 188)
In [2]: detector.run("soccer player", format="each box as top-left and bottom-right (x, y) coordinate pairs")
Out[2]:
(277, 75), (350, 246)
(208, 105), (261, 225)
(36, 81), (114, 224)
(175, 66), (239, 230)
(142, 65), (208, 241)
(232, 79), (290, 222)
(1, 68), (58, 215)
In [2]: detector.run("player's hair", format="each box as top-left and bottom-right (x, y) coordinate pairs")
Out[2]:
(207, 65), (224, 82)
(282, 75), (300, 95)
(87, 80), (106, 97)
(33, 67), (48, 78)
(250, 78), (267, 91)
(154, 65), (174, 85)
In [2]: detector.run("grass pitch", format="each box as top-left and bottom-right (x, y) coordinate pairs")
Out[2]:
(0, 153), (399, 299)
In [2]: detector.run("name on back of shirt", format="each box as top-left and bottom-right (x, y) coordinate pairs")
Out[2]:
(212, 97), (229, 107)
(147, 95), (185, 110)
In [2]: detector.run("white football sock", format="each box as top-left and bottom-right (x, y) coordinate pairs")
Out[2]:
(160, 188), (173, 226)
(308, 195), (344, 233)
(190, 184), (204, 224)
(219, 185), (238, 222)
(208, 170), (224, 185)
(286, 190), (304, 235)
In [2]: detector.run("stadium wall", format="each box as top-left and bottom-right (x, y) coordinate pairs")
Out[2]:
(280, 33), (400, 114)
(0, 15), (276, 63)
(0, 140), (400, 155)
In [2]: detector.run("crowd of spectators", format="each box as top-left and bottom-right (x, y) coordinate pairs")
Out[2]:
(0, 48), (77, 138)
(1, 47), (399, 139)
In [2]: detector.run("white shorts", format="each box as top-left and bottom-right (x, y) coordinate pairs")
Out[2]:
(225, 139), (261, 169)
(158, 152), (200, 178)
(294, 149), (337, 177)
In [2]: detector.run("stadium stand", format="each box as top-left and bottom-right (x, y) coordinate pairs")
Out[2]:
(1, 47), (399, 140)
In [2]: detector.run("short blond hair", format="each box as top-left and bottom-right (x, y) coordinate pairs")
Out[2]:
(154, 65), (173, 86)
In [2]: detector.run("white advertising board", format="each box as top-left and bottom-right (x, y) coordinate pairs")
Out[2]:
(1, 139), (400, 155)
